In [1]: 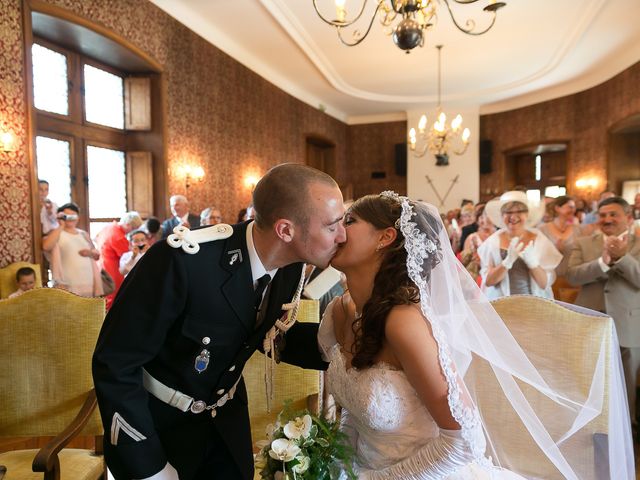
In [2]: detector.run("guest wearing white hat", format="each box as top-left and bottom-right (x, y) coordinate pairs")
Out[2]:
(478, 191), (562, 300)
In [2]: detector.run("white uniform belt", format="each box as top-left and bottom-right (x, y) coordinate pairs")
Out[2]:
(142, 368), (241, 417)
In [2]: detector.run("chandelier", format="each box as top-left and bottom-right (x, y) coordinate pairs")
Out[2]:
(312, 0), (506, 52)
(408, 45), (470, 166)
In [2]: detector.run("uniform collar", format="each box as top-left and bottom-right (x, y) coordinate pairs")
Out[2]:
(246, 222), (278, 286)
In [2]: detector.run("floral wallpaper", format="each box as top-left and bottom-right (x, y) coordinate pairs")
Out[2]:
(0, 0), (351, 266)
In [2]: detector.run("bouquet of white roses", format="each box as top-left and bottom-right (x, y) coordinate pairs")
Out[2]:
(255, 403), (356, 480)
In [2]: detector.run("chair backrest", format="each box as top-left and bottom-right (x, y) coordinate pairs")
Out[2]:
(245, 300), (322, 450)
(0, 288), (105, 437)
(473, 295), (612, 479)
(0, 262), (42, 299)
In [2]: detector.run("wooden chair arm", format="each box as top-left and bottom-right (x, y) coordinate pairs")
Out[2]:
(32, 389), (98, 475)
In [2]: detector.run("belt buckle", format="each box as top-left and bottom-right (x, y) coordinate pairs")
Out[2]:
(190, 400), (207, 414)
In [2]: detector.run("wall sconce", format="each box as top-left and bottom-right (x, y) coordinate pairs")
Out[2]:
(575, 176), (600, 200)
(0, 130), (16, 152)
(244, 174), (260, 192)
(575, 177), (599, 189)
(178, 164), (205, 190)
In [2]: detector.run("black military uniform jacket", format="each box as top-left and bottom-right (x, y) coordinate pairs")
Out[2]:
(92, 222), (325, 479)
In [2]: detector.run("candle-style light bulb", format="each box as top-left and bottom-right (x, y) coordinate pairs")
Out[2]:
(451, 114), (462, 131)
(335, 0), (347, 22)
(462, 127), (471, 143)
(418, 115), (427, 133)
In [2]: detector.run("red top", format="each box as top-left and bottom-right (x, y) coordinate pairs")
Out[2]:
(97, 222), (129, 309)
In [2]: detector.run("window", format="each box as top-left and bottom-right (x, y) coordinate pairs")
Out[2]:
(87, 145), (127, 237)
(35, 135), (72, 206)
(84, 64), (124, 129)
(32, 44), (69, 115)
(32, 39), (134, 237)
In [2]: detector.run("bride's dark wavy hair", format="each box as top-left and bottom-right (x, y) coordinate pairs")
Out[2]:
(350, 194), (441, 369)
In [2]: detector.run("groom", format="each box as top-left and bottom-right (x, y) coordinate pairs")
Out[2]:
(92, 164), (346, 479)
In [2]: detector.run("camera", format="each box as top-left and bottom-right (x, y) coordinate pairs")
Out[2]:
(58, 213), (78, 221)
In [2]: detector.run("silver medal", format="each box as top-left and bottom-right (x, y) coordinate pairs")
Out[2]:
(194, 349), (210, 373)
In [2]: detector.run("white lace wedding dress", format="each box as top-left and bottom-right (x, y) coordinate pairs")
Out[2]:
(318, 300), (525, 480)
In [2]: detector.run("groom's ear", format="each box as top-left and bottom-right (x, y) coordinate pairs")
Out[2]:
(274, 218), (295, 243)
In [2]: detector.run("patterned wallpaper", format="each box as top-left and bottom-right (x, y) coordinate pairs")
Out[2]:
(347, 121), (408, 200)
(480, 61), (640, 202)
(0, 0), (32, 264)
(0, 0), (352, 266)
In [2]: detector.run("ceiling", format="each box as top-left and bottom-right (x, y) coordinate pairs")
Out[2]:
(150, 0), (640, 124)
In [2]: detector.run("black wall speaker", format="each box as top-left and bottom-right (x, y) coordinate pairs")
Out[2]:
(394, 143), (407, 176)
(480, 140), (493, 174)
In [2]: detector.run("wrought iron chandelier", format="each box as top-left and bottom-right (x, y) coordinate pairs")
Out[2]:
(312, 0), (506, 52)
(408, 45), (470, 166)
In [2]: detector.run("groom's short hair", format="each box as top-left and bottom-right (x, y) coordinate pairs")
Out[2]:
(253, 163), (338, 229)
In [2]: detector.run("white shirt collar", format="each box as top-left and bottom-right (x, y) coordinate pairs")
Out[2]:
(175, 213), (189, 223)
(603, 229), (629, 241)
(246, 222), (278, 287)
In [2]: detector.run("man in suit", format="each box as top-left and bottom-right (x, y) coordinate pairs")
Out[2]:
(567, 196), (640, 427)
(93, 164), (346, 480)
(161, 194), (201, 238)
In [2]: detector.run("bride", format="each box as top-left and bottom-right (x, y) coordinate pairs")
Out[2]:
(317, 192), (633, 479)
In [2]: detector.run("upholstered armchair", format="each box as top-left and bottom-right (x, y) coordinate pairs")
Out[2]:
(0, 288), (106, 480)
(0, 262), (42, 299)
(477, 295), (621, 479)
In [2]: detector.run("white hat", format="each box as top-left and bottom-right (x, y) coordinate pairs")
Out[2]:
(485, 191), (545, 229)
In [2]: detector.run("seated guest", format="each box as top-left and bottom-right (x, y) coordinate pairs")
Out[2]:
(8, 267), (37, 298)
(161, 194), (200, 238)
(567, 196), (640, 430)
(142, 217), (162, 245)
(42, 203), (103, 297)
(119, 229), (149, 277)
(633, 192), (640, 220)
(200, 206), (222, 226)
(478, 191), (562, 300)
(96, 211), (143, 309)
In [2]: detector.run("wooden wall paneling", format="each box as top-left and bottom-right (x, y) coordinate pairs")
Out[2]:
(126, 151), (153, 218)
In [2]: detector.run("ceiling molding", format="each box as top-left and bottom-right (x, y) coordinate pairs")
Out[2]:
(262, 0), (608, 104)
(347, 112), (407, 125)
(480, 40), (640, 115)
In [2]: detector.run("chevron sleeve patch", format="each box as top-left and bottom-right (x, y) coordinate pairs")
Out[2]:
(111, 412), (147, 445)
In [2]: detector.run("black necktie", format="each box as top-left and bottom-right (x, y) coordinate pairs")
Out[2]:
(254, 274), (271, 312)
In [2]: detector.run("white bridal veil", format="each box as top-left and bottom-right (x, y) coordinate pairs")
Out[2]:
(383, 191), (634, 479)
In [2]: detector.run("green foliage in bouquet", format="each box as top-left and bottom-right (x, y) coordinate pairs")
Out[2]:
(255, 402), (356, 480)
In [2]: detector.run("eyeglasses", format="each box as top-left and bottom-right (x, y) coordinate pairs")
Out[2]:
(502, 210), (528, 216)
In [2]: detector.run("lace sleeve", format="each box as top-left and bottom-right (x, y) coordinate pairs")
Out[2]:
(358, 429), (474, 480)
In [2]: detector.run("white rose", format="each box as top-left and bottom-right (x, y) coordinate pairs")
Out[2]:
(268, 438), (301, 462)
(283, 414), (312, 440)
(292, 455), (310, 474)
